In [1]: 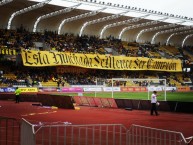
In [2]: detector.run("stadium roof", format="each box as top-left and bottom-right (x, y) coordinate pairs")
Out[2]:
(1, 0), (193, 46)
(31, 0), (193, 24)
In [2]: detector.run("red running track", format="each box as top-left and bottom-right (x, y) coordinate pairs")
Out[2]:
(0, 100), (193, 137)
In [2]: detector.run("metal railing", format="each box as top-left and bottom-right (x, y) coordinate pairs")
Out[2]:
(21, 118), (193, 145)
(1, 118), (192, 145)
(33, 122), (127, 145)
(128, 124), (193, 145)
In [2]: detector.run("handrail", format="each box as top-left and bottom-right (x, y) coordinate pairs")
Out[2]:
(184, 136), (193, 145)
(129, 124), (193, 145)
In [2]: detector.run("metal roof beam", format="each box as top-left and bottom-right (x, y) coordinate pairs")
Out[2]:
(119, 17), (168, 39)
(79, 11), (129, 37)
(58, 7), (106, 35)
(136, 21), (185, 42)
(100, 14), (149, 39)
(151, 26), (193, 44)
(166, 30), (193, 45)
(66, 0), (193, 23)
(0, 0), (13, 6)
(7, 0), (51, 30)
(33, 3), (81, 32)
(182, 34), (193, 47)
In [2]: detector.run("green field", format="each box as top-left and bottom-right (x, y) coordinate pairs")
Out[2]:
(61, 91), (193, 102)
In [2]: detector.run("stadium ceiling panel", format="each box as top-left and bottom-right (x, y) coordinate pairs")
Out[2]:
(99, 14), (150, 39)
(28, 0), (193, 45)
(79, 11), (129, 37)
(182, 34), (193, 47)
(1, 0), (191, 45)
(30, 0), (193, 25)
(33, 3), (81, 32)
(118, 17), (168, 39)
(151, 26), (193, 44)
(166, 30), (193, 46)
(30, 0), (193, 26)
(58, 7), (106, 34)
(7, 0), (51, 30)
(136, 21), (187, 42)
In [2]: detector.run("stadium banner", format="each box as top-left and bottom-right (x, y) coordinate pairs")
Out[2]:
(165, 87), (176, 91)
(147, 86), (178, 92)
(83, 87), (102, 92)
(0, 87), (38, 93)
(121, 87), (147, 92)
(177, 86), (190, 92)
(56, 66), (88, 74)
(71, 85), (104, 87)
(20, 87), (38, 93)
(147, 86), (163, 91)
(73, 96), (118, 108)
(103, 87), (121, 92)
(39, 87), (58, 92)
(0, 47), (16, 55)
(61, 87), (83, 92)
(0, 87), (16, 93)
(21, 49), (182, 72)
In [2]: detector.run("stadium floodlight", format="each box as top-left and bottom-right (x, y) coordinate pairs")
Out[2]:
(33, 3), (81, 32)
(0, 0), (13, 6)
(58, 7), (106, 35)
(79, 11), (129, 37)
(100, 14), (149, 39)
(7, 0), (51, 30)
(118, 17), (168, 39)
(182, 34), (193, 47)
(151, 26), (193, 44)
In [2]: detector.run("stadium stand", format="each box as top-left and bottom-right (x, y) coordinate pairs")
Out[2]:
(0, 0), (192, 88)
(0, 28), (192, 88)
(1, 1), (193, 145)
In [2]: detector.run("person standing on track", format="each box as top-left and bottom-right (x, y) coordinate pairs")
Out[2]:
(15, 87), (21, 103)
(150, 91), (159, 116)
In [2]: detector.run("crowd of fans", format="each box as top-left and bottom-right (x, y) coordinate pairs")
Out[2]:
(0, 28), (193, 87)
(0, 28), (124, 55)
(0, 28), (174, 58)
(0, 59), (192, 88)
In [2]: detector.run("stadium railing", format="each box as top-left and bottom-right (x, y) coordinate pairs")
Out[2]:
(19, 118), (193, 145)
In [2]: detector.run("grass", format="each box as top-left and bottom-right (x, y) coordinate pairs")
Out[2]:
(59, 91), (193, 102)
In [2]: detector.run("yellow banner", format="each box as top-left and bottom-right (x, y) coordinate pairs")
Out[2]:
(0, 47), (16, 55)
(20, 87), (38, 93)
(21, 49), (182, 72)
